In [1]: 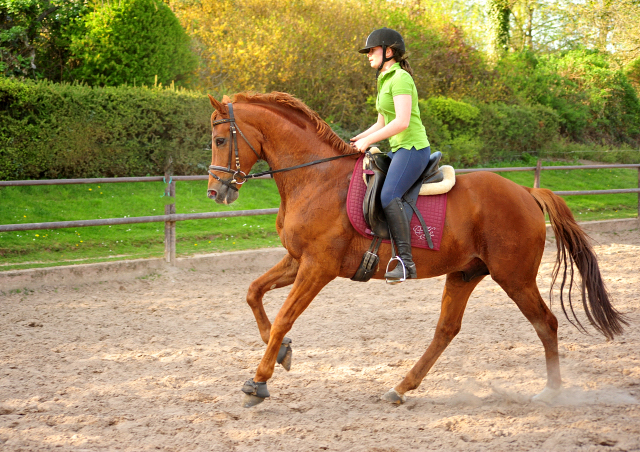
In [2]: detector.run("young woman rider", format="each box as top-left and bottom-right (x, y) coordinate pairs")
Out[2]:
(350, 27), (431, 282)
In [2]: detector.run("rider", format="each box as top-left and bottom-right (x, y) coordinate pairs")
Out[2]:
(350, 27), (431, 281)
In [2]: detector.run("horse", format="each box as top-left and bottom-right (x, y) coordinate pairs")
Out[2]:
(206, 92), (627, 408)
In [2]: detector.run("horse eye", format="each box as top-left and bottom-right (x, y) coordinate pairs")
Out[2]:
(215, 137), (226, 147)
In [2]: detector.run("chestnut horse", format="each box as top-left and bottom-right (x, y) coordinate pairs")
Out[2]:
(206, 92), (626, 408)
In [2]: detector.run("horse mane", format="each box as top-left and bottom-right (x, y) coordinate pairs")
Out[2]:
(231, 92), (353, 155)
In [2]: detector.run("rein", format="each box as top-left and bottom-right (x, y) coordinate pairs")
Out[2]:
(208, 102), (359, 191)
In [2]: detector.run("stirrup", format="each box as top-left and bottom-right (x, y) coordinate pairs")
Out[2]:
(385, 256), (407, 285)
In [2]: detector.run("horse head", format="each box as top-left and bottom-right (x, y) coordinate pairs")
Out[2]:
(206, 91), (358, 206)
(207, 94), (263, 205)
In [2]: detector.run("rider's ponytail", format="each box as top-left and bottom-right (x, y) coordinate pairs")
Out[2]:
(389, 44), (414, 77)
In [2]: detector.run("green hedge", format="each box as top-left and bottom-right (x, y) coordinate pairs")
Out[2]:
(0, 78), (212, 180)
(0, 77), (608, 181)
(476, 102), (560, 161)
(420, 96), (560, 165)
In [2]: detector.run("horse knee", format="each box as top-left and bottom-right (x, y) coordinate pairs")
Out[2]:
(437, 322), (462, 343)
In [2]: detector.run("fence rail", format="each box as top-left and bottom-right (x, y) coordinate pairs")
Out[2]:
(2, 162), (639, 265)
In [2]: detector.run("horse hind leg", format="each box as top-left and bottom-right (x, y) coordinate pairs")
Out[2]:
(384, 271), (483, 404)
(495, 277), (562, 403)
(246, 253), (299, 370)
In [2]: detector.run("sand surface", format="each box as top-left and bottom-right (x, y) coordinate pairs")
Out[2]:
(1, 229), (639, 451)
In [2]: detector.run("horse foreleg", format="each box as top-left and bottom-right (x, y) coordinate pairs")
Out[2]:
(242, 262), (336, 407)
(246, 253), (299, 344)
(384, 272), (484, 404)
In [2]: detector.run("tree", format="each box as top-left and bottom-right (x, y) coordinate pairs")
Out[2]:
(0, 0), (88, 79)
(487, 0), (511, 61)
(505, 0), (640, 63)
(69, 0), (198, 86)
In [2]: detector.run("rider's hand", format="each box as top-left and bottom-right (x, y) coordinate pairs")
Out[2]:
(351, 138), (370, 153)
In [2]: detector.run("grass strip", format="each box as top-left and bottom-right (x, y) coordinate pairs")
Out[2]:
(1, 161), (638, 271)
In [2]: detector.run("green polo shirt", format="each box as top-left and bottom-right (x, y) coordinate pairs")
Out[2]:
(376, 63), (430, 152)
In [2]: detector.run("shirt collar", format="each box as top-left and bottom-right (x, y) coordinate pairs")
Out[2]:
(381, 62), (400, 75)
(378, 62), (401, 81)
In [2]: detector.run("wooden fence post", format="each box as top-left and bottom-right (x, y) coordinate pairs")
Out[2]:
(164, 170), (176, 265)
(534, 159), (542, 189)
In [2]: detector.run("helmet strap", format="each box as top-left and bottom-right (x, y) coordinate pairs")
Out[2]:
(376, 44), (392, 79)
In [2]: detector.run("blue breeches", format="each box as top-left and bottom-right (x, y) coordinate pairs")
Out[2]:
(380, 146), (431, 208)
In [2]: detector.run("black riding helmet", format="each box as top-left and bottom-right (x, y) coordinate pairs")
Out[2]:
(359, 27), (405, 78)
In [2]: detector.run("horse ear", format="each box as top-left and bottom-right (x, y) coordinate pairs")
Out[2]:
(208, 94), (227, 115)
(221, 95), (232, 104)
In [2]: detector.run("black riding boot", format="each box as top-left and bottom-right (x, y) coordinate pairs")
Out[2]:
(383, 197), (417, 281)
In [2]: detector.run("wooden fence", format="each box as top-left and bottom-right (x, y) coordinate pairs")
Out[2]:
(1, 162), (639, 265)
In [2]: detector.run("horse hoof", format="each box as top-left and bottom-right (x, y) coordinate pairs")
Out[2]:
(277, 337), (292, 371)
(242, 394), (266, 408)
(382, 388), (406, 405)
(531, 386), (562, 404)
(241, 379), (270, 408)
(280, 347), (292, 371)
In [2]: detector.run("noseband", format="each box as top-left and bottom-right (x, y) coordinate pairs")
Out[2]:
(208, 102), (359, 192)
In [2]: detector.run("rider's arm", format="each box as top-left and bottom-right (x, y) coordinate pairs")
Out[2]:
(351, 95), (411, 152)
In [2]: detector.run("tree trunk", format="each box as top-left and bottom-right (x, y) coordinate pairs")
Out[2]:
(488, 0), (511, 61)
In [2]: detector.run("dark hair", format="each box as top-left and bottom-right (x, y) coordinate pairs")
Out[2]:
(389, 44), (413, 77)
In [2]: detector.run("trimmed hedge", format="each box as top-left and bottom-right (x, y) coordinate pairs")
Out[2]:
(0, 78), (212, 180)
(0, 78), (568, 180)
(476, 102), (560, 161)
(420, 96), (560, 165)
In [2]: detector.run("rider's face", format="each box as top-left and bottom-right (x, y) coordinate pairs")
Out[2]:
(367, 46), (393, 69)
(367, 46), (383, 68)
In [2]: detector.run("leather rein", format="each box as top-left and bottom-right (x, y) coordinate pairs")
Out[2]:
(208, 103), (359, 192)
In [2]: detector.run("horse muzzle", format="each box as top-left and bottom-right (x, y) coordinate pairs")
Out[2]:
(207, 185), (238, 205)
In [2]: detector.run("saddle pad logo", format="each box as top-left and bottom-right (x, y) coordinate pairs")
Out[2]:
(413, 225), (435, 241)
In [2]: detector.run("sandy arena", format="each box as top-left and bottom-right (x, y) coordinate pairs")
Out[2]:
(1, 229), (639, 451)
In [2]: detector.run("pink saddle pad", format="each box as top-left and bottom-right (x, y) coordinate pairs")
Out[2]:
(347, 155), (447, 250)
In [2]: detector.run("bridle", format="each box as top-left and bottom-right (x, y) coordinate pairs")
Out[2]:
(208, 102), (359, 192)
(208, 103), (261, 191)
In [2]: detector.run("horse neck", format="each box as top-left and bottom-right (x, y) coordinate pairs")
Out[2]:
(242, 104), (355, 199)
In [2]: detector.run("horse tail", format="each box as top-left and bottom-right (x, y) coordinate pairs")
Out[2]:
(527, 187), (628, 340)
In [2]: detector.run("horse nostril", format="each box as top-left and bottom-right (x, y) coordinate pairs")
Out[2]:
(207, 189), (217, 199)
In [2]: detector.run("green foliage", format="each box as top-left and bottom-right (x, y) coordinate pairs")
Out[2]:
(476, 102), (560, 161)
(498, 50), (640, 147)
(422, 97), (480, 135)
(487, 0), (511, 60)
(172, 0), (500, 130)
(0, 0), (88, 80)
(0, 77), (212, 180)
(69, 0), (198, 87)
(419, 96), (560, 165)
(625, 57), (640, 91)
(419, 97), (482, 165)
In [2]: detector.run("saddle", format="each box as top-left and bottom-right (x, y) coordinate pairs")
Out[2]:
(363, 150), (444, 241)
(352, 149), (451, 282)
